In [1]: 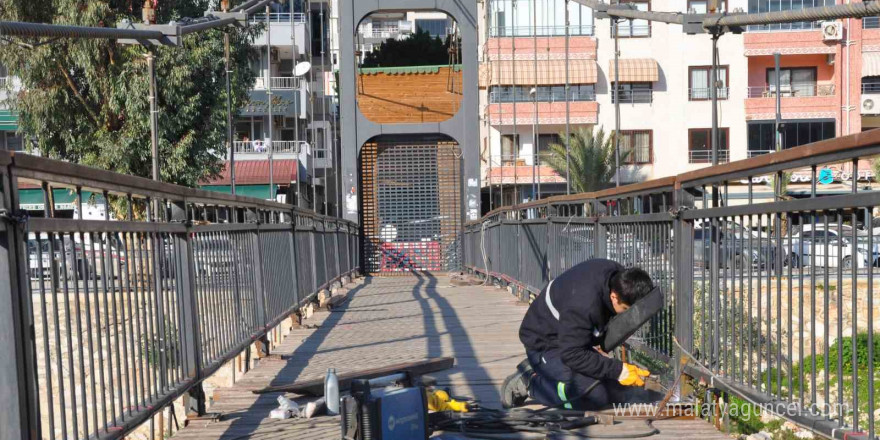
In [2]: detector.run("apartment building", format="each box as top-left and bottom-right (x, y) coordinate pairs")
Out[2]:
(356, 11), (455, 58)
(200, 0), (341, 213)
(478, 0), (870, 208)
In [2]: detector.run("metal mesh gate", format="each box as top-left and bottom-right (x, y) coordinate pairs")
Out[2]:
(360, 141), (462, 274)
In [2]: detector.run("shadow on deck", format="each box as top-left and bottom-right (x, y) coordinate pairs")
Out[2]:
(170, 275), (727, 440)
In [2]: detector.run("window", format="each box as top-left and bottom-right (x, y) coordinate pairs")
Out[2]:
(865, 16), (880, 29)
(618, 130), (652, 164)
(415, 19), (450, 37)
(501, 134), (521, 164)
(766, 67), (817, 97)
(747, 0), (834, 31)
(687, 0), (727, 12)
(489, 0), (594, 36)
(612, 1), (650, 37)
(747, 119), (835, 156)
(612, 83), (652, 104)
(689, 66), (729, 100)
(863, 76), (880, 93)
(488, 85), (596, 103)
(688, 128), (730, 163)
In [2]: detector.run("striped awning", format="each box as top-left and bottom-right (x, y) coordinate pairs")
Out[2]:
(479, 59), (598, 87)
(607, 58), (659, 83)
(864, 52), (880, 77)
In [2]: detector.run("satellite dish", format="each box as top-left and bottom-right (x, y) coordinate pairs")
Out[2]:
(294, 61), (312, 77)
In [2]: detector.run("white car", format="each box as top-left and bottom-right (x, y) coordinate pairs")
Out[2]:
(787, 225), (878, 269)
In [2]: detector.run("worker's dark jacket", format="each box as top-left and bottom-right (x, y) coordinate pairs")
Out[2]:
(519, 259), (624, 381)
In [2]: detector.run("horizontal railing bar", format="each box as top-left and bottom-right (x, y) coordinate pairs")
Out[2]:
(190, 223), (258, 232)
(681, 190), (880, 219)
(598, 212), (673, 223)
(26, 218), (187, 233)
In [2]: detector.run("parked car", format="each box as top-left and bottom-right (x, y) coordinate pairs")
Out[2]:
(787, 225), (879, 269)
(693, 222), (776, 270)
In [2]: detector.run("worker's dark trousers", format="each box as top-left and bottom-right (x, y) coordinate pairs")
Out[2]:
(525, 350), (651, 410)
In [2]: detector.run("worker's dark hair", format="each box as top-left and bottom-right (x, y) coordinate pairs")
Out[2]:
(609, 267), (654, 306)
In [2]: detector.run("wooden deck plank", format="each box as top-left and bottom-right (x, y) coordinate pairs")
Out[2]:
(171, 275), (729, 440)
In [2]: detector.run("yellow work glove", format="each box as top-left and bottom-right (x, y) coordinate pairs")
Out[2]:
(618, 363), (650, 387)
(427, 389), (468, 413)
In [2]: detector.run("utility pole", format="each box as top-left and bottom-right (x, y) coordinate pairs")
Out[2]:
(511, 0), (519, 205)
(532, 0), (539, 201)
(613, 16), (621, 188)
(291, 0), (299, 207)
(564, 0), (571, 195)
(320, 2), (328, 216)
(710, 31), (720, 211)
(267, 5), (275, 201)
(308, 0), (318, 213)
(774, 52), (783, 200)
(225, 0), (235, 195)
(148, 51), (159, 186)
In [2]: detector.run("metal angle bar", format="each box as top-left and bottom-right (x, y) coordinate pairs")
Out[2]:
(682, 191), (880, 219)
(598, 212), (672, 224)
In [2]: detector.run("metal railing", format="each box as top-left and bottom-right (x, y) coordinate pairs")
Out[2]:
(865, 16), (880, 29)
(689, 149), (730, 164)
(488, 24), (596, 37)
(253, 76), (301, 90)
(688, 87), (730, 100)
(488, 90), (597, 103)
(611, 24), (651, 37)
(746, 21), (823, 32)
(233, 140), (308, 155)
(0, 76), (7, 88)
(611, 89), (653, 104)
(747, 149), (776, 158)
(248, 12), (307, 24)
(465, 129), (880, 440)
(747, 84), (835, 98)
(0, 150), (358, 440)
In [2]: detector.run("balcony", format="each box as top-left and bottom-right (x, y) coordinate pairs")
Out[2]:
(744, 84), (837, 120)
(489, 24), (595, 37)
(233, 140), (309, 155)
(748, 149), (775, 158)
(743, 28), (834, 56)
(688, 87), (729, 100)
(253, 76), (302, 90)
(487, 101), (599, 125)
(689, 149), (730, 164)
(611, 89), (653, 104)
(248, 13), (307, 24)
(488, 90), (596, 103)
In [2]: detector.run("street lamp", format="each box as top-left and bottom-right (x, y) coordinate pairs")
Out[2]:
(529, 87), (537, 201)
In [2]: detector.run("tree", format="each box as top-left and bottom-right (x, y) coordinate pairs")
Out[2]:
(545, 127), (623, 193)
(361, 29), (459, 68)
(0, 0), (259, 187)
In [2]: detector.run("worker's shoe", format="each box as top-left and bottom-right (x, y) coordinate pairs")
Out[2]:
(501, 358), (534, 409)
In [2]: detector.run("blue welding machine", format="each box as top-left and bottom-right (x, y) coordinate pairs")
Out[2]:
(340, 373), (429, 440)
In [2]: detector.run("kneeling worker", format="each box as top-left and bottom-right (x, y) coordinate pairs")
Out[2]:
(502, 258), (654, 409)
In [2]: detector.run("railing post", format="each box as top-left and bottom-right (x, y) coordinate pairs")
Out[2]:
(170, 199), (205, 416)
(595, 201), (607, 259)
(247, 208), (270, 357)
(673, 187), (695, 398)
(0, 162), (40, 440)
(286, 210), (300, 305)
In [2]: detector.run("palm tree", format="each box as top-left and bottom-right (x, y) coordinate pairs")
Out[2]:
(545, 127), (623, 193)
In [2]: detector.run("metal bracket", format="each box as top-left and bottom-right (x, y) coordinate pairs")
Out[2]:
(668, 206), (691, 219)
(0, 209), (28, 226)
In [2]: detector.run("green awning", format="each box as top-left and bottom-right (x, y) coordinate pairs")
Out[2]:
(0, 110), (19, 132)
(201, 184), (276, 200)
(18, 188), (101, 211)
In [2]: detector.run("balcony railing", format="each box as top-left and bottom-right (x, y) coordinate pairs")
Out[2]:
(233, 140), (309, 155)
(688, 87), (730, 100)
(865, 16), (880, 29)
(746, 21), (822, 32)
(360, 27), (404, 38)
(249, 13), (307, 24)
(488, 91), (596, 103)
(746, 84), (835, 98)
(611, 89), (653, 104)
(747, 149), (776, 158)
(488, 24), (595, 37)
(689, 149), (730, 164)
(611, 24), (651, 37)
(0, 77), (7, 89)
(253, 76), (301, 90)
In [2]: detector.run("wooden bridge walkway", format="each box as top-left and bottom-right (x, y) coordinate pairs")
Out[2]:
(170, 275), (729, 440)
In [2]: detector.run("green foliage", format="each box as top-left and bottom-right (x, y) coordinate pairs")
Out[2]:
(0, 0), (259, 187)
(141, 318), (180, 369)
(361, 29), (459, 68)
(728, 396), (764, 435)
(544, 127), (623, 193)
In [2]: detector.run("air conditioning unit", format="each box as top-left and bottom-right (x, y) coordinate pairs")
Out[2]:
(822, 21), (843, 41)
(862, 95), (880, 115)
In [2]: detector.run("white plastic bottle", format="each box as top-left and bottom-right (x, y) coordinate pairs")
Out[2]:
(325, 368), (340, 415)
